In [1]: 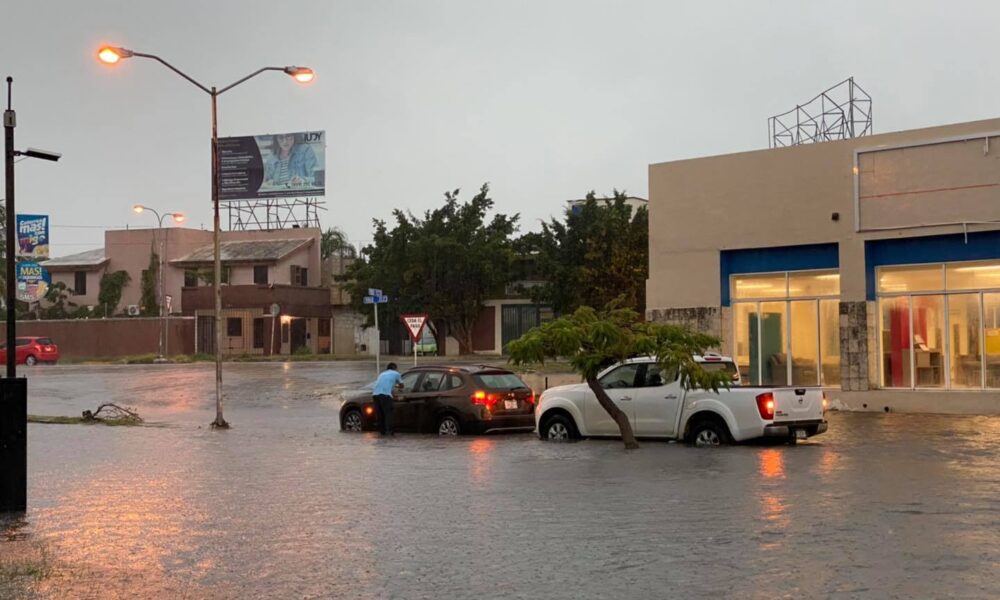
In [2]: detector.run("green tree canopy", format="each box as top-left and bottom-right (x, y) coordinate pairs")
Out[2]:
(344, 184), (518, 353)
(518, 190), (648, 316)
(507, 302), (729, 449)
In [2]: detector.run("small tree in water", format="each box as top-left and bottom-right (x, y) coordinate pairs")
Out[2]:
(507, 303), (731, 450)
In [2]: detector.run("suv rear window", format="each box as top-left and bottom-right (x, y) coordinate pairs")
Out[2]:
(472, 372), (527, 390)
(37, 338), (53, 345)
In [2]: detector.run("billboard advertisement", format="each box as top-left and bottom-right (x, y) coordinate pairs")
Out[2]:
(16, 214), (49, 259)
(218, 131), (325, 200)
(15, 261), (50, 303)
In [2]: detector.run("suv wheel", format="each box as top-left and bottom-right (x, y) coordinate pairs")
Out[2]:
(342, 409), (363, 432)
(542, 414), (578, 442)
(24, 355), (37, 366)
(437, 415), (460, 436)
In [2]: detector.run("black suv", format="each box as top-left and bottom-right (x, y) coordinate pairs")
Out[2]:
(340, 365), (536, 435)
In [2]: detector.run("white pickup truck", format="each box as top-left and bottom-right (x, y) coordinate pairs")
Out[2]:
(534, 355), (828, 446)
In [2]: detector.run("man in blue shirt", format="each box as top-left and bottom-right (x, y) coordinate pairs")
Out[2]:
(372, 363), (402, 435)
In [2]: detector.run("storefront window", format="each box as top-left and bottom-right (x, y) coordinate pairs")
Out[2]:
(949, 293), (982, 388)
(789, 301), (819, 386)
(911, 295), (944, 388)
(732, 274), (787, 300)
(880, 296), (910, 388)
(731, 269), (839, 387)
(788, 272), (840, 297)
(878, 265), (943, 294)
(985, 294), (1000, 389)
(733, 303), (757, 384)
(819, 299), (840, 386)
(876, 260), (1000, 390)
(946, 262), (1000, 291)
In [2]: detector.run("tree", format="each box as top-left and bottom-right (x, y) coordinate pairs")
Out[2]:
(97, 270), (131, 317)
(344, 184), (518, 353)
(38, 281), (77, 320)
(321, 226), (357, 259)
(518, 191), (648, 315)
(507, 302), (730, 450)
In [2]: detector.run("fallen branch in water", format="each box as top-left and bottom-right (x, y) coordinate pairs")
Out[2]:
(81, 403), (143, 424)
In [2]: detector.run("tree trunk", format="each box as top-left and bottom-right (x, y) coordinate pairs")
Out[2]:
(585, 376), (639, 450)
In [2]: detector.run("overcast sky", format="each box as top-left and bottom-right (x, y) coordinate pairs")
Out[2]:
(2, 0), (998, 257)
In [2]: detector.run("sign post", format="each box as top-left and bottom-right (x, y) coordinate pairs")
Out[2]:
(401, 314), (429, 367)
(363, 289), (389, 373)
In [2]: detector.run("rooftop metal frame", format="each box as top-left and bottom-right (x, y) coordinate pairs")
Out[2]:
(225, 197), (325, 231)
(768, 77), (873, 148)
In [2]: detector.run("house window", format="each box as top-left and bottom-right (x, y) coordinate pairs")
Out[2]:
(184, 270), (198, 287)
(291, 265), (308, 286)
(731, 270), (841, 387)
(74, 271), (87, 295)
(877, 260), (1000, 389)
(254, 265), (269, 285)
(253, 318), (265, 349)
(227, 317), (243, 337)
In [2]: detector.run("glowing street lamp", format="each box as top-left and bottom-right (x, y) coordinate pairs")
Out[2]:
(98, 45), (314, 429)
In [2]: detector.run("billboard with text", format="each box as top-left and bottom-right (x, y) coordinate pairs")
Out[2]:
(218, 131), (325, 201)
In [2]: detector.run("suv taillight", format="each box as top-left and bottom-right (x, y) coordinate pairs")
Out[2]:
(755, 392), (775, 420)
(471, 390), (497, 407)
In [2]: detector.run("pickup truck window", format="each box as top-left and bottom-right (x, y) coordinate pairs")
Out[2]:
(599, 364), (641, 389)
(642, 364), (677, 387)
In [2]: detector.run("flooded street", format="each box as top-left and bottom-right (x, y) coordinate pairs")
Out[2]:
(2, 362), (1000, 599)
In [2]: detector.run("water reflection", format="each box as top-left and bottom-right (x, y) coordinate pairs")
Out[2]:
(757, 448), (785, 479)
(468, 438), (495, 483)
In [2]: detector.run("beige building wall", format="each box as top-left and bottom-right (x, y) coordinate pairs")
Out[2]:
(647, 117), (1000, 412)
(648, 117), (1000, 310)
(50, 269), (105, 309)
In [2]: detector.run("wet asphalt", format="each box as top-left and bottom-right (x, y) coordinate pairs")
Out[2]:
(2, 362), (999, 599)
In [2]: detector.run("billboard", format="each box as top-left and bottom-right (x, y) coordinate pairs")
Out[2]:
(218, 131), (325, 200)
(16, 261), (50, 303)
(16, 214), (49, 259)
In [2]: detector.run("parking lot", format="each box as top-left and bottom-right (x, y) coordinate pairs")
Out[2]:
(2, 362), (1000, 599)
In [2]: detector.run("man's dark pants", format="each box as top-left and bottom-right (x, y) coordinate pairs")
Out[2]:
(373, 394), (394, 434)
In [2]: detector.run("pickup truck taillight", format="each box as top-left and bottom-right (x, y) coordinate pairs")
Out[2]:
(755, 392), (775, 420)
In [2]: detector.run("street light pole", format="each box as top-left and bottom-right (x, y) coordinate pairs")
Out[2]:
(132, 205), (183, 361)
(98, 46), (314, 429)
(2, 77), (60, 512)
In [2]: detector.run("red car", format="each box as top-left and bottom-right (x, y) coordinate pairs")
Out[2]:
(0, 337), (60, 365)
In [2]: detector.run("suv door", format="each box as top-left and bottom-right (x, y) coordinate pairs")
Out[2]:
(631, 362), (683, 437)
(586, 363), (641, 435)
(392, 371), (424, 431)
(404, 370), (447, 432)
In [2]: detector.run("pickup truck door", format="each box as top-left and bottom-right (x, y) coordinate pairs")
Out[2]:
(631, 363), (683, 438)
(585, 363), (641, 436)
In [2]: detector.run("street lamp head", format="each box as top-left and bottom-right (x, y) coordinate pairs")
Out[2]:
(21, 148), (61, 162)
(171, 213), (186, 224)
(284, 66), (315, 84)
(132, 204), (145, 214)
(97, 46), (134, 65)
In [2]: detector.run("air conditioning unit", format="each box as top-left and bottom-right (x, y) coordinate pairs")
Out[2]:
(127, 305), (140, 317)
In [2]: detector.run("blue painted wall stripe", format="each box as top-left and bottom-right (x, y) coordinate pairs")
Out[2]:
(864, 230), (1000, 300)
(720, 243), (839, 306)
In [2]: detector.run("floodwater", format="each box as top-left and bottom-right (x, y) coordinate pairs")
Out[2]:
(2, 362), (1000, 599)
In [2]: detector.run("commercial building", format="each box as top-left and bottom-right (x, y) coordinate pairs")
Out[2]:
(647, 117), (1000, 413)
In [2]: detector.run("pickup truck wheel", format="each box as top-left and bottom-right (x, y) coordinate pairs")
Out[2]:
(541, 414), (578, 442)
(689, 420), (728, 447)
